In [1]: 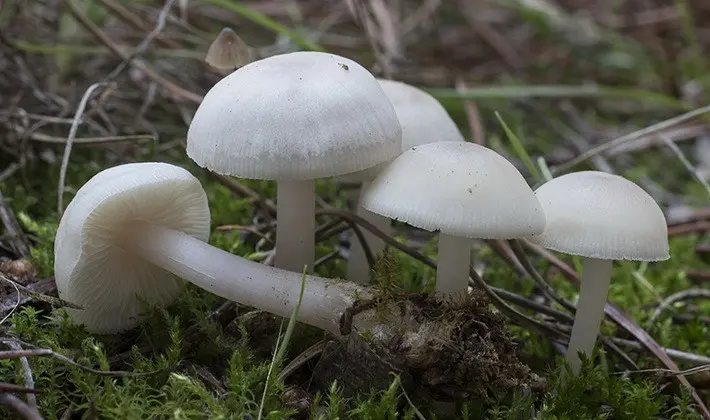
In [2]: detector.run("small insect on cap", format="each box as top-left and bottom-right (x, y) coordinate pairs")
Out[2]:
(361, 141), (546, 239)
(187, 51), (402, 180)
(54, 162), (211, 333)
(527, 171), (669, 261)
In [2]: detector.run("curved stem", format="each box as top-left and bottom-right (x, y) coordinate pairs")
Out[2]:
(347, 182), (391, 284)
(566, 257), (613, 374)
(275, 179), (315, 273)
(436, 234), (471, 296)
(134, 225), (368, 335)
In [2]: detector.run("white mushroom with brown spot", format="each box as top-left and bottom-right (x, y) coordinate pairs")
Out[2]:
(361, 141), (546, 297)
(341, 79), (466, 285)
(54, 162), (366, 334)
(526, 171), (669, 373)
(187, 51), (402, 274)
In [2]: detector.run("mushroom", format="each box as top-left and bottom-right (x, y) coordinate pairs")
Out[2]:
(526, 171), (669, 373)
(54, 162), (366, 334)
(205, 27), (250, 72)
(187, 51), (402, 273)
(339, 79), (465, 284)
(360, 141), (545, 297)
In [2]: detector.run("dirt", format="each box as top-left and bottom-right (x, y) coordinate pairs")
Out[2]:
(311, 289), (544, 403)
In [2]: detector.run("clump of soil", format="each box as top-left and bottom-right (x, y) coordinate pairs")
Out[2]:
(312, 289), (543, 403)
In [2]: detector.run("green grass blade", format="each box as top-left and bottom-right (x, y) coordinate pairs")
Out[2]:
(495, 112), (541, 183)
(426, 85), (689, 110)
(275, 265), (307, 364)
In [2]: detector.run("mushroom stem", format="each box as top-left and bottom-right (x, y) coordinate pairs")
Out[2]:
(435, 234), (472, 296)
(348, 181), (391, 284)
(275, 179), (316, 273)
(134, 224), (366, 335)
(566, 257), (613, 374)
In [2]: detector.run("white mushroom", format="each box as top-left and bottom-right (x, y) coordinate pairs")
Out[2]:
(187, 51), (402, 274)
(54, 162), (366, 334)
(340, 79), (465, 284)
(361, 141), (545, 297)
(526, 171), (669, 373)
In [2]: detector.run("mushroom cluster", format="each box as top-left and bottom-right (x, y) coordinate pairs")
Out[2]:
(53, 49), (670, 378)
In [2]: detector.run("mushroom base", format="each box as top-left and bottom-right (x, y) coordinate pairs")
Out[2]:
(312, 289), (543, 402)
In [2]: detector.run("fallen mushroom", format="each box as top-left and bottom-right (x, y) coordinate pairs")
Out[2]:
(54, 162), (365, 334)
(187, 51), (402, 273)
(361, 141), (546, 297)
(340, 79), (466, 285)
(526, 171), (669, 373)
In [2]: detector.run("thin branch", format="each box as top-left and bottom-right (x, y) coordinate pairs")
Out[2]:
(0, 191), (31, 259)
(57, 82), (108, 216)
(61, 0), (202, 104)
(552, 104), (710, 174)
(0, 393), (43, 420)
(2, 341), (37, 410)
(648, 289), (710, 325)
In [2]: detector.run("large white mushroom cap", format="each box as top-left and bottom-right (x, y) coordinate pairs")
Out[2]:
(379, 79), (464, 150)
(526, 171), (669, 261)
(361, 141), (546, 238)
(339, 79), (465, 183)
(187, 51), (402, 180)
(54, 162), (210, 333)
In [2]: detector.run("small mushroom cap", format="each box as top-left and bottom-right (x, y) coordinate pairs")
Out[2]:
(205, 27), (250, 70)
(526, 171), (669, 261)
(187, 51), (402, 180)
(339, 79), (465, 183)
(54, 162), (210, 333)
(361, 142), (546, 238)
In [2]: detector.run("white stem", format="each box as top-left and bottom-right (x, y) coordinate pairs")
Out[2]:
(135, 225), (368, 335)
(275, 179), (315, 273)
(435, 234), (471, 296)
(347, 182), (391, 284)
(566, 257), (613, 374)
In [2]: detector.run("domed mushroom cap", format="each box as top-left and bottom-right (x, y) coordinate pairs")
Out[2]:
(338, 79), (465, 183)
(526, 171), (669, 261)
(379, 79), (464, 150)
(54, 162), (210, 333)
(187, 51), (402, 180)
(361, 141), (546, 238)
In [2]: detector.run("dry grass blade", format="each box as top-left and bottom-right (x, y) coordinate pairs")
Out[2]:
(552, 104), (710, 174)
(0, 383), (43, 394)
(619, 363), (710, 378)
(0, 278), (57, 317)
(56, 82), (108, 216)
(0, 392), (43, 420)
(648, 288), (710, 325)
(94, 0), (182, 49)
(60, 0), (203, 104)
(3, 341), (37, 411)
(0, 341), (159, 377)
(0, 191), (31, 259)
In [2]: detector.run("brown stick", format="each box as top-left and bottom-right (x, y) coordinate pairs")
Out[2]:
(0, 191), (31, 259)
